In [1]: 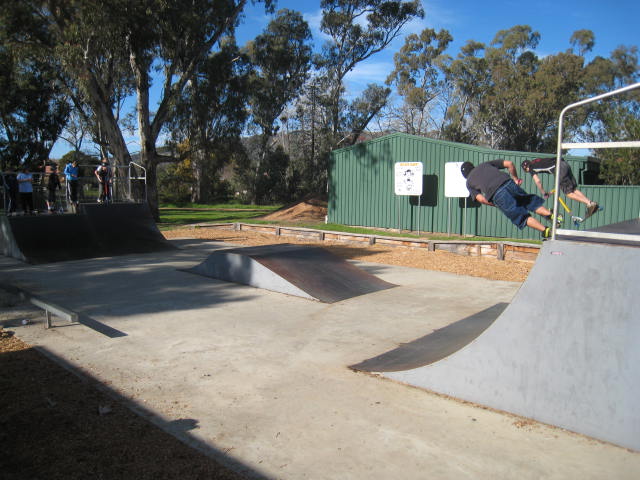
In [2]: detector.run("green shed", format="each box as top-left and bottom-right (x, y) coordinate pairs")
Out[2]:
(327, 133), (637, 240)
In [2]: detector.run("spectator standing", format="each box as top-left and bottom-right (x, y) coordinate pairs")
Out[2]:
(94, 159), (113, 204)
(16, 167), (34, 215)
(2, 167), (19, 215)
(46, 164), (62, 213)
(64, 159), (80, 212)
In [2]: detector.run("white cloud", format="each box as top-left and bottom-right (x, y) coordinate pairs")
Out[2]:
(303, 9), (331, 43)
(344, 60), (395, 92)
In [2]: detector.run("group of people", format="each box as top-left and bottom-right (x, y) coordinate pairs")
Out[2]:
(2, 158), (114, 215)
(460, 158), (599, 239)
(62, 158), (114, 208)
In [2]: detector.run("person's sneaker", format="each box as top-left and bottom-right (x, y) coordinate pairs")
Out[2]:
(542, 227), (551, 240)
(547, 210), (562, 228)
(586, 202), (599, 218)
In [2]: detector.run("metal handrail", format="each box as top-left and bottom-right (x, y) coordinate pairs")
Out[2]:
(128, 162), (147, 202)
(553, 82), (640, 240)
(2, 161), (148, 215)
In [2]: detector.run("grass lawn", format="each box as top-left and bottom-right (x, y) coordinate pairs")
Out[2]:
(158, 203), (280, 227)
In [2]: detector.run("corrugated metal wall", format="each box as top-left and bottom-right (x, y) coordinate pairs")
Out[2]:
(328, 133), (640, 240)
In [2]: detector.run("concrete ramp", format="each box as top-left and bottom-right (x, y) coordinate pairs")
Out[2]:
(0, 203), (175, 264)
(350, 303), (508, 372)
(352, 239), (640, 451)
(185, 243), (396, 303)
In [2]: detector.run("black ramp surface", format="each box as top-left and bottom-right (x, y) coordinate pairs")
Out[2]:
(2, 214), (94, 263)
(590, 218), (640, 235)
(350, 303), (508, 372)
(79, 203), (176, 255)
(0, 203), (175, 264)
(557, 218), (640, 247)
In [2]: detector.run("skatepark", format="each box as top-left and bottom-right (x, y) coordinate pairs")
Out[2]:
(1, 201), (639, 479)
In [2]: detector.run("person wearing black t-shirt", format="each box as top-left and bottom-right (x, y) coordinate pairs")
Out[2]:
(521, 158), (599, 220)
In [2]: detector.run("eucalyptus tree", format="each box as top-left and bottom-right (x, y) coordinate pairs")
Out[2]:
(0, 49), (69, 170)
(386, 28), (452, 136)
(440, 40), (489, 144)
(168, 41), (251, 202)
(581, 45), (640, 185)
(241, 9), (313, 203)
(460, 25), (585, 151)
(316, 0), (424, 144)
(2, 0), (274, 216)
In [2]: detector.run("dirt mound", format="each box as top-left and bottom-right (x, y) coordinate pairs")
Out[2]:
(261, 196), (327, 223)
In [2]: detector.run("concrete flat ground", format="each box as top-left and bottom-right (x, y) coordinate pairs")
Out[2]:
(1, 239), (638, 479)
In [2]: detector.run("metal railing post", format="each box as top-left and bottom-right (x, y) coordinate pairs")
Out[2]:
(553, 82), (640, 240)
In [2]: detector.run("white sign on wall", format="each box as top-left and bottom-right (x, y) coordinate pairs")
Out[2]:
(445, 162), (470, 198)
(394, 162), (423, 196)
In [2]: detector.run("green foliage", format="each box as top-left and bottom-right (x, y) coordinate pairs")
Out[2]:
(1, 0), (276, 218)
(388, 23), (638, 173)
(316, 0), (423, 143)
(386, 28), (453, 135)
(595, 101), (640, 185)
(247, 9), (313, 137)
(242, 9), (313, 203)
(168, 42), (251, 203)
(58, 151), (95, 176)
(157, 159), (196, 204)
(0, 46), (69, 170)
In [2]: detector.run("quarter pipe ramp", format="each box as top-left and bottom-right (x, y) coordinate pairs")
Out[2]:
(352, 237), (640, 451)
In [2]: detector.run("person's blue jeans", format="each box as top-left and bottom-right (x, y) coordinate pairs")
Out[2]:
(492, 181), (544, 229)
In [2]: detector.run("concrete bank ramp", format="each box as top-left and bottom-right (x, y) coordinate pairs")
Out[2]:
(0, 203), (175, 264)
(185, 243), (396, 303)
(352, 238), (640, 451)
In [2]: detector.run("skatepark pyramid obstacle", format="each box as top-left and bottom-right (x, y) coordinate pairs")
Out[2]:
(184, 243), (396, 303)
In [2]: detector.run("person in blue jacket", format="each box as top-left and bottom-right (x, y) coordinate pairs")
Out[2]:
(16, 167), (34, 215)
(63, 159), (80, 211)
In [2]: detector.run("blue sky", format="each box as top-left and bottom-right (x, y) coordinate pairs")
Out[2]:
(242, 0), (639, 93)
(51, 0), (639, 157)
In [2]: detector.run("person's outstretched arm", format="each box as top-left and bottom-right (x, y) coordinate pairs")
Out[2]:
(531, 173), (547, 197)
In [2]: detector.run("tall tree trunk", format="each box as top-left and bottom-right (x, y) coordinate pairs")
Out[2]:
(131, 51), (162, 219)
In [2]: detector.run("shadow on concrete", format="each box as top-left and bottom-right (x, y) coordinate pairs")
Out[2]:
(350, 303), (508, 372)
(0, 340), (268, 479)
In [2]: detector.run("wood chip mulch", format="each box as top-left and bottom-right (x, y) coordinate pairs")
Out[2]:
(164, 227), (532, 283)
(0, 325), (246, 480)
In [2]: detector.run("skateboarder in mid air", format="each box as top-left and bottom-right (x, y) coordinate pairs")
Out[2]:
(521, 158), (599, 220)
(461, 160), (556, 239)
